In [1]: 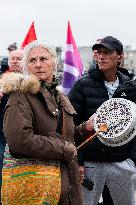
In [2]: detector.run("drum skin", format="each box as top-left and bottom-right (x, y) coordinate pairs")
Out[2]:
(94, 98), (136, 147)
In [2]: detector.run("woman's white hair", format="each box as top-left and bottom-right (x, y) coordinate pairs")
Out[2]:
(22, 40), (58, 75)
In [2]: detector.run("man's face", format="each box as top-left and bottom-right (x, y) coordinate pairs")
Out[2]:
(8, 50), (23, 72)
(97, 47), (121, 72)
(27, 47), (55, 83)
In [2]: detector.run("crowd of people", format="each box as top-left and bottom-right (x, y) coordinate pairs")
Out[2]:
(0, 36), (136, 205)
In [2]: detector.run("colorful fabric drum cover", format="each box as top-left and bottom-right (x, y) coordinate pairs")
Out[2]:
(94, 98), (136, 147)
(2, 145), (61, 205)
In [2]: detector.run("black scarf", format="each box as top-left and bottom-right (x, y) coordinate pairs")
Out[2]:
(40, 76), (61, 106)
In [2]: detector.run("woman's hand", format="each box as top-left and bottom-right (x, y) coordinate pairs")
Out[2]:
(63, 141), (77, 163)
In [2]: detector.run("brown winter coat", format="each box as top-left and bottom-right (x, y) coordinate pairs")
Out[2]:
(1, 73), (83, 205)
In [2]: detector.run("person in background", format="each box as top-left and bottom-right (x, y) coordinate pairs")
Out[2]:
(7, 42), (17, 53)
(69, 36), (136, 205)
(92, 39), (102, 70)
(0, 43), (17, 75)
(0, 92), (6, 205)
(7, 49), (24, 73)
(0, 48), (23, 205)
(0, 41), (88, 205)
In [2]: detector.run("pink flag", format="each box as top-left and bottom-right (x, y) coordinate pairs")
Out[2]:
(21, 21), (37, 48)
(61, 21), (84, 95)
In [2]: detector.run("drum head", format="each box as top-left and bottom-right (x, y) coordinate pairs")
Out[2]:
(94, 98), (136, 147)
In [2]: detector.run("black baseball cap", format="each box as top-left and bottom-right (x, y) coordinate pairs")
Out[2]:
(92, 36), (123, 54)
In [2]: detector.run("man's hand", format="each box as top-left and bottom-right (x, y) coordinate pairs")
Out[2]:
(86, 113), (96, 132)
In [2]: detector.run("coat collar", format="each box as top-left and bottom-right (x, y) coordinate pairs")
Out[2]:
(89, 67), (129, 84)
(0, 72), (76, 116)
(59, 92), (76, 115)
(40, 88), (76, 116)
(40, 88), (58, 116)
(0, 72), (40, 94)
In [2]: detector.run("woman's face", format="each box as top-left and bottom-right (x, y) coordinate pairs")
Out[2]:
(27, 47), (55, 83)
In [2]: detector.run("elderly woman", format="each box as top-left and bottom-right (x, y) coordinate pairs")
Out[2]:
(1, 41), (84, 205)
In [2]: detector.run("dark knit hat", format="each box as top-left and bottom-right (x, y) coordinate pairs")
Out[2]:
(7, 43), (17, 52)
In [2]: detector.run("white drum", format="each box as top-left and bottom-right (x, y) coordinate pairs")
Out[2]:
(94, 98), (136, 147)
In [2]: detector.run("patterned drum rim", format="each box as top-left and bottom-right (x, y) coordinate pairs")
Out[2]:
(94, 98), (136, 147)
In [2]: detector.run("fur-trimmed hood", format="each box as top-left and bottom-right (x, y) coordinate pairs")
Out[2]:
(0, 72), (40, 94)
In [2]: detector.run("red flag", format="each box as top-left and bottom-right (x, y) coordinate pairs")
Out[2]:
(21, 21), (37, 48)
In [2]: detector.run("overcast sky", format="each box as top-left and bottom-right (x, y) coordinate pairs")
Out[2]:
(0, 0), (136, 55)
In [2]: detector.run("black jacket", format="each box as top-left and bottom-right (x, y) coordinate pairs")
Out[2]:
(0, 58), (9, 74)
(69, 68), (136, 165)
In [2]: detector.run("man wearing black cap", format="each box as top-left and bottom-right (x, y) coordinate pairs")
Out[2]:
(69, 36), (136, 205)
